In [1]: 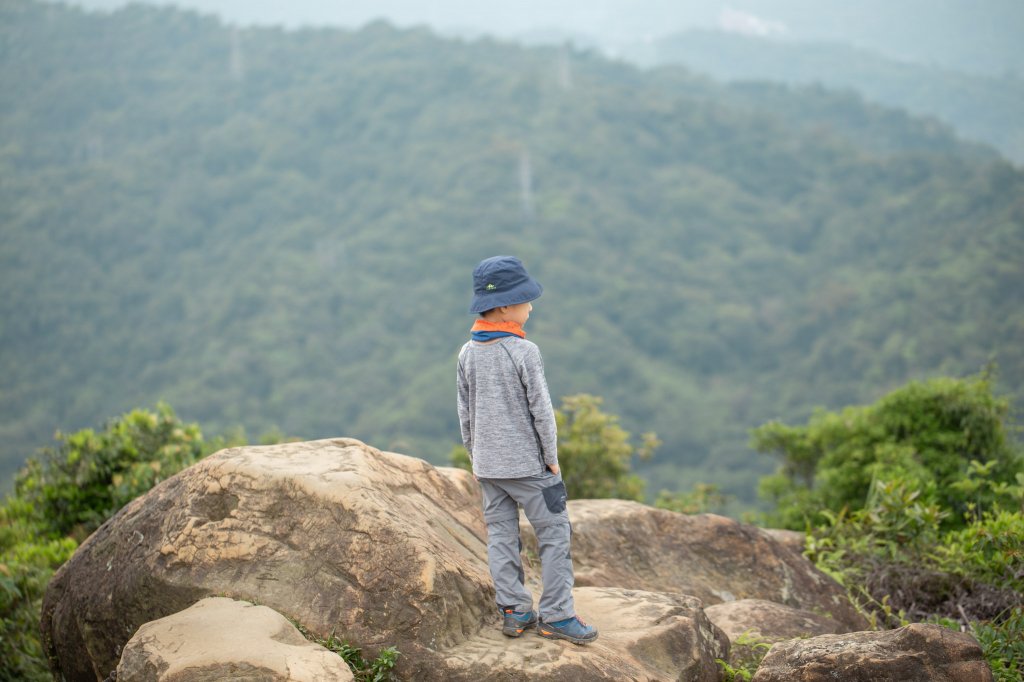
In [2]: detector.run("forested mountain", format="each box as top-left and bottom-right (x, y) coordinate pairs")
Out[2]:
(632, 29), (1024, 165)
(2, 0), (1022, 503)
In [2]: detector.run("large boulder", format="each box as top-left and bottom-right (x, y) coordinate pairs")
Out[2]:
(42, 439), (728, 681)
(557, 499), (867, 630)
(115, 597), (354, 681)
(751, 623), (994, 682)
(43, 439), (494, 680)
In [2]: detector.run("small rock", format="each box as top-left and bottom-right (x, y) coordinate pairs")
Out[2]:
(751, 622), (994, 682)
(116, 597), (354, 681)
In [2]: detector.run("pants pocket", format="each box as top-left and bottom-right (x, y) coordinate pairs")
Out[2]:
(541, 480), (568, 514)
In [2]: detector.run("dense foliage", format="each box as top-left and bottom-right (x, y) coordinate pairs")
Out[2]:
(753, 372), (1022, 530)
(15, 404), (206, 541)
(0, 405), (217, 681)
(0, 513), (75, 682)
(756, 375), (1024, 680)
(2, 0), (1023, 510)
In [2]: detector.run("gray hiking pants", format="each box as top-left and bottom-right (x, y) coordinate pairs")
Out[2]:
(479, 471), (575, 622)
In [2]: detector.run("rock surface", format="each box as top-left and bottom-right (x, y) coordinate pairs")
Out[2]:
(761, 528), (806, 555)
(751, 622), (994, 682)
(705, 599), (845, 665)
(115, 597), (354, 681)
(441, 588), (727, 681)
(42, 439), (737, 681)
(704, 598), (845, 642)
(557, 499), (867, 630)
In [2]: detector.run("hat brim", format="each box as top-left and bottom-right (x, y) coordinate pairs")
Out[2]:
(468, 278), (543, 314)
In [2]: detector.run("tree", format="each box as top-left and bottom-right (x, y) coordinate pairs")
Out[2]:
(555, 394), (660, 501)
(14, 403), (208, 540)
(753, 371), (1024, 530)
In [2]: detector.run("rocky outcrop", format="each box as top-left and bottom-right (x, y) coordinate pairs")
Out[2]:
(43, 439), (496, 680)
(555, 499), (867, 630)
(42, 439), (737, 681)
(751, 623), (994, 682)
(115, 597), (354, 681)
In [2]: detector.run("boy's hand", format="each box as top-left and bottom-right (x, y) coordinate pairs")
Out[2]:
(547, 464), (560, 475)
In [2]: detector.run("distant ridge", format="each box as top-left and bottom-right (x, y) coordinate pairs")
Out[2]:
(634, 29), (1024, 165)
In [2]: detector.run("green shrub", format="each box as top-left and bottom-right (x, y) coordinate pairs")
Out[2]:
(804, 490), (1024, 677)
(0, 525), (77, 682)
(334, 642), (400, 682)
(1, 404), (212, 682)
(716, 630), (773, 681)
(14, 403), (207, 540)
(555, 394), (659, 501)
(753, 373), (1022, 531)
(291, 622), (400, 682)
(973, 608), (1024, 682)
(939, 509), (1024, 594)
(756, 375), (1024, 680)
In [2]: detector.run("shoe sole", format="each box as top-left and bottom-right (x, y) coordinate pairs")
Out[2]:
(537, 627), (598, 645)
(502, 621), (537, 637)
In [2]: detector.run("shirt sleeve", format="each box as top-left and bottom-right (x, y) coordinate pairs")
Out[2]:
(520, 344), (558, 466)
(456, 353), (472, 457)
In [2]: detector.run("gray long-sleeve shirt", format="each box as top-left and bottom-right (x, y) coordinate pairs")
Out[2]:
(456, 336), (558, 478)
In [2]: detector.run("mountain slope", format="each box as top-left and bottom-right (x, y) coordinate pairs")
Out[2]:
(2, 1), (1022, 503)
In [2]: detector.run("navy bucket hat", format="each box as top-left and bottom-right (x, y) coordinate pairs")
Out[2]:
(469, 255), (543, 314)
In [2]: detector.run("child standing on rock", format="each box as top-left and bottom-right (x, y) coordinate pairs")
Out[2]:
(456, 255), (598, 645)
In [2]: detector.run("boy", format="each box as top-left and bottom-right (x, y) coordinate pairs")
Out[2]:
(456, 255), (598, 645)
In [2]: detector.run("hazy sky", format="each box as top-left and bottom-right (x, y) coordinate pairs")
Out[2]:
(77, 0), (719, 36)
(68, 1), (1024, 75)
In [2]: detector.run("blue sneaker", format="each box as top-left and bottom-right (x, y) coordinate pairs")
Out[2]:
(538, 615), (598, 645)
(501, 607), (538, 637)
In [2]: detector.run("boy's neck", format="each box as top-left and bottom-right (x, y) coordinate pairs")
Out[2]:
(471, 318), (526, 341)
(475, 318), (524, 331)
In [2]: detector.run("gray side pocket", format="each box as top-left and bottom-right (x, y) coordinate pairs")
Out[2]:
(542, 480), (568, 514)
